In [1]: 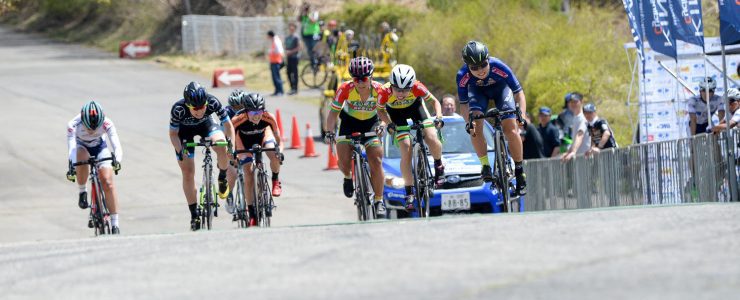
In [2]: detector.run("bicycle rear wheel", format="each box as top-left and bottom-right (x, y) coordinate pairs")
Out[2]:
(361, 159), (375, 221)
(494, 136), (511, 213)
(414, 144), (432, 218)
(259, 170), (272, 227)
(92, 179), (107, 235)
(300, 63), (328, 89)
(235, 173), (248, 228)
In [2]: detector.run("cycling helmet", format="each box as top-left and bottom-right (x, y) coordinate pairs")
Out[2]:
(348, 56), (374, 78)
(728, 88), (740, 101)
(228, 89), (245, 107)
(583, 103), (596, 112)
(698, 77), (717, 90)
(390, 64), (416, 89)
(81, 101), (105, 130)
(183, 81), (208, 107)
(461, 41), (489, 65)
(242, 93), (265, 111)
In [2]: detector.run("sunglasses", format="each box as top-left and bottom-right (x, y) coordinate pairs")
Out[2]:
(392, 86), (411, 93)
(353, 76), (370, 83)
(186, 104), (207, 111)
(247, 110), (264, 116)
(700, 89), (715, 93)
(468, 61), (488, 72)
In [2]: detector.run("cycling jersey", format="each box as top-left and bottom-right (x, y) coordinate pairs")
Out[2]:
(687, 94), (724, 125)
(169, 95), (230, 130)
(67, 114), (123, 165)
(456, 57), (522, 110)
(330, 81), (384, 121)
(224, 106), (239, 119)
(587, 117), (616, 149)
(377, 81), (432, 110)
(232, 112), (278, 152)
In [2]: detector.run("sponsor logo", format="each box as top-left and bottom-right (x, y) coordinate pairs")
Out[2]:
(459, 73), (470, 87)
(657, 110), (670, 116)
(657, 132), (671, 139)
(476, 80), (485, 86)
(486, 78), (496, 85)
(656, 123), (671, 129)
(680, 66), (690, 72)
(491, 67), (508, 78)
(657, 88), (671, 95)
(173, 105), (186, 119)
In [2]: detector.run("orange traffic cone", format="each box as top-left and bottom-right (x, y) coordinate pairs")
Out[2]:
(325, 145), (339, 170)
(290, 116), (302, 149)
(301, 123), (319, 158)
(275, 109), (286, 142)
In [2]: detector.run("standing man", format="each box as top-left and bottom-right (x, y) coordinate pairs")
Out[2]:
(537, 106), (561, 158)
(711, 88), (740, 132)
(284, 23), (302, 96)
(583, 103), (616, 154)
(521, 118), (545, 160)
(561, 92), (591, 161)
(688, 77), (725, 135)
(298, 3), (320, 62)
(441, 94), (457, 116)
(456, 40), (528, 195)
(267, 30), (284, 96)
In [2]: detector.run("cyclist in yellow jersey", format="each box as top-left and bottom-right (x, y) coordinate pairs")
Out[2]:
(377, 64), (444, 211)
(324, 57), (387, 218)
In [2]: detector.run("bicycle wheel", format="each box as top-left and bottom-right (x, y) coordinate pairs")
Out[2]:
(259, 170), (272, 227)
(235, 173), (248, 228)
(353, 155), (368, 221)
(494, 136), (511, 213)
(203, 167), (214, 230)
(93, 179), (107, 235)
(251, 167), (261, 227)
(300, 63), (328, 89)
(415, 144), (432, 218)
(361, 159), (375, 221)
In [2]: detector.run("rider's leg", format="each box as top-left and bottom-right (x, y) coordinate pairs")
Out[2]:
(336, 142), (353, 178)
(423, 127), (443, 160)
(397, 135), (413, 193)
(471, 119), (489, 163)
(178, 156), (197, 218)
(210, 131), (230, 198)
(366, 142), (385, 203)
(242, 158), (255, 205)
(75, 147), (90, 208)
(501, 119), (523, 162)
(264, 138), (282, 197)
(98, 166), (119, 227)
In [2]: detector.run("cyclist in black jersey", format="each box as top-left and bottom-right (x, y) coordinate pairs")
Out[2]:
(169, 81), (235, 230)
(583, 103), (616, 154)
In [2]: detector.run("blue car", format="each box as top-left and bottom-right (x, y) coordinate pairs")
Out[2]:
(381, 114), (522, 218)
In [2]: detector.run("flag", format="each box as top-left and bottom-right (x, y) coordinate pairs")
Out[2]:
(623, 0), (646, 65)
(718, 0), (740, 45)
(641, 0), (678, 58)
(667, 0), (704, 48)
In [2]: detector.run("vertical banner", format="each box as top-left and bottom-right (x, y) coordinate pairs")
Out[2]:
(642, 0), (678, 58)
(667, 0), (704, 48)
(623, 0), (646, 65)
(718, 0), (740, 45)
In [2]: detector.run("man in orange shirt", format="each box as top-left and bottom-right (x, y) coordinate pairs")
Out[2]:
(267, 30), (284, 96)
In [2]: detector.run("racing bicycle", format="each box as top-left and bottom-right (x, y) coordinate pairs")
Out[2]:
(234, 145), (282, 228)
(185, 139), (229, 230)
(72, 155), (118, 236)
(333, 131), (379, 221)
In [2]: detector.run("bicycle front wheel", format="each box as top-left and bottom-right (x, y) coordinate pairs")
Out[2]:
(300, 63), (328, 89)
(235, 173), (248, 228)
(259, 170), (272, 227)
(494, 135), (511, 213)
(416, 144), (432, 219)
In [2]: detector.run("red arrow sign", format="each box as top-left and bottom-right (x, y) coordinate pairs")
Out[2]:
(212, 68), (245, 88)
(119, 40), (151, 59)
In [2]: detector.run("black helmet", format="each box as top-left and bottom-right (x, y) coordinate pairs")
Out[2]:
(81, 101), (105, 130)
(242, 93), (265, 111)
(183, 81), (208, 107)
(228, 89), (245, 107)
(461, 41), (489, 65)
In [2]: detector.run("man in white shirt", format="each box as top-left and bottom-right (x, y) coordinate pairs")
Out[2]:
(561, 92), (591, 161)
(711, 88), (740, 133)
(688, 77), (725, 135)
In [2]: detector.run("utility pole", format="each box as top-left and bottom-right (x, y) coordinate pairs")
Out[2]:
(183, 0), (192, 15)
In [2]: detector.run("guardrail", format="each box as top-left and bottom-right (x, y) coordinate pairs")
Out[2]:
(523, 128), (739, 211)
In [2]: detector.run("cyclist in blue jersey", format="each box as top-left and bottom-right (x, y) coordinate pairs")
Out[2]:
(455, 41), (528, 195)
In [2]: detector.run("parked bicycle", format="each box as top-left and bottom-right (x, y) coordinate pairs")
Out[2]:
(234, 144), (282, 228)
(331, 131), (379, 221)
(300, 52), (332, 89)
(391, 119), (444, 218)
(468, 108), (522, 213)
(72, 155), (118, 236)
(185, 138), (229, 230)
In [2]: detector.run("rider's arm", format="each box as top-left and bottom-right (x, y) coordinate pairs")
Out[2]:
(263, 112), (282, 145)
(169, 129), (182, 152)
(223, 119), (235, 145)
(326, 83), (349, 132)
(597, 121), (611, 149)
(414, 82), (442, 118)
(169, 104), (184, 152)
(212, 96), (235, 143)
(376, 89), (393, 125)
(104, 118), (123, 162)
(67, 116), (79, 159)
(689, 113), (697, 135)
(514, 91), (527, 122)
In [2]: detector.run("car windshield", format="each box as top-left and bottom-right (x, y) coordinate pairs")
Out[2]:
(384, 120), (496, 158)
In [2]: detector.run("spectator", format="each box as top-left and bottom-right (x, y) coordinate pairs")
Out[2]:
(521, 115), (545, 160)
(325, 20), (339, 58)
(298, 3), (320, 61)
(537, 106), (561, 158)
(583, 103), (617, 155)
(688, 77), (725, 135)
(441, 94), (457, 116)
(284, 23), (302, 96)
(711, 88), (740, 133)
(561, 92), (591, 161)
(267, 30), (284, 96)
(558, 92), (575, 134)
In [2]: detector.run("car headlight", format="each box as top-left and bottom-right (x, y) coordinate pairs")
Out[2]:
(384, 176), (405, 189)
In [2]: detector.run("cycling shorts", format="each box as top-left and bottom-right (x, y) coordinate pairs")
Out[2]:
(177, 117), (223, 159)
(468, 85), (516, 120)
(337, 110), (381, 147)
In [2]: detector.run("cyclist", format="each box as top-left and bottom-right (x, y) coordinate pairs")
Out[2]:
(688, 77), (725, 135)
(169, 81), (235, 230)
(225, 89), (246, 213)
(456, 40), (528, 195)
(66, 101), (123, 234)
(377, 64), (444, 211)
(711, 88), (740, 132)
(324, 56), (388, 218)
(231, 93), (284, 226)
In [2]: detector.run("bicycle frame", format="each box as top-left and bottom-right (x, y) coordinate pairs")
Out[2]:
(469, 108), (521, 213)
(235, 145), (279, 228)
(186, 139), (229, 230)
(73, 156), (115, 236)
(395, 121), (439, 218)
(336, 131), (377, 221)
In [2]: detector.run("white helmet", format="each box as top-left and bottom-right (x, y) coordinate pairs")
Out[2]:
(728, 88), (740, 101)
(698, 77), (717, 90)
(390, 64), (416, 89)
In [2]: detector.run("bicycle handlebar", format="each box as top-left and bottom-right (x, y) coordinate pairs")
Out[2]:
(395, 119), (444, 132)
(234, 147), (279, 155)
(72, 156), (115, 167)
(469, 108), (521, 121)
(336, 131), (378, 141)
(185, 140), (230, 148)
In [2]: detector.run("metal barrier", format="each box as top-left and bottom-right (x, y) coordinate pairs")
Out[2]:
(523, 128), (739, 211)
(181, 15), (285, 55)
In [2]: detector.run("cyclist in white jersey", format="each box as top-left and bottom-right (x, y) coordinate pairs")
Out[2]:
(65, 101), (123, 234)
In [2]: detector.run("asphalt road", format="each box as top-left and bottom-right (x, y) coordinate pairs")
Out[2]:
(1, 27), (739, 300)
(0, 26), (353, 243)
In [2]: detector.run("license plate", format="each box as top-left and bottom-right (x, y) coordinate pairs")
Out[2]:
(441, 193), (471, 211)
